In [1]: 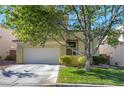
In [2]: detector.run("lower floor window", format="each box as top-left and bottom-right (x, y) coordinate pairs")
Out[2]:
(66, 48), (77, 55)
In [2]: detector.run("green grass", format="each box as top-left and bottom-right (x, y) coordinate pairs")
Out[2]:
(57, 67), (124, 86)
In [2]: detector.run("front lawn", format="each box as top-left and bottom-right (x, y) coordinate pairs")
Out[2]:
(57, 67), (124, 86)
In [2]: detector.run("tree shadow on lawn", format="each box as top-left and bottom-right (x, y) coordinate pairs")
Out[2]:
(71, 67), (124, 85)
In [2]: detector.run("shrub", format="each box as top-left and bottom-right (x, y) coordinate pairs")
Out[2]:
(59, 55), (71, 65)
(59, 55), (87, 67)
(77, 56), (87, 66)
(93, 55), (107, 65)
(4, 55), (16, 61)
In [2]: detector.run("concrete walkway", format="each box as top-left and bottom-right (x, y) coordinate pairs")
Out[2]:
(0, 64), (60, 86)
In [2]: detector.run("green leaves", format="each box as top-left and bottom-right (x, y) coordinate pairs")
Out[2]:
(1, 5), (124, 48)
(107, 31), (120, 46)
(1, 5), (65, 45)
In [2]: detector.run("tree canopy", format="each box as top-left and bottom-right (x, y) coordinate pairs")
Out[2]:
(1, 5), (124, 71)
(0, 5), (66, 45)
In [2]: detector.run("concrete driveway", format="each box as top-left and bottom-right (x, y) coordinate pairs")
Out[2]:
(0, 64), (60, 86)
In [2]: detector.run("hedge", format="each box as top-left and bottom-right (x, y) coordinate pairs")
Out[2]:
(59, 55), (86, 67)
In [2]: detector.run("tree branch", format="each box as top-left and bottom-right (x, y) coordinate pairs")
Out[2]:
(93, 6), (121, 54)
(48, 34), (83, 55)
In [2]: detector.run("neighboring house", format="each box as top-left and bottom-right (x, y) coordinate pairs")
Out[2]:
(0, 27), (17, 60)
(99, 25), (124, 67)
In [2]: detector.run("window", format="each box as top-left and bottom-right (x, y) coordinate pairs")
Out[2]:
(12, 40), (21, 42)
(9, 50), (16, 56)
(66, 40), (78, 55)
(66, 49), (76, 55)
(68, 42), (76, 48)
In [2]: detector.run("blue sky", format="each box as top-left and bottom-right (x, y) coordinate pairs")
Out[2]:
(0, 6), (122, 30)
(0, 14), (3, 23)
(0, 14), (4, 23)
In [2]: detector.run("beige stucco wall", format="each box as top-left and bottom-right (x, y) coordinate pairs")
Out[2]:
(99, 44), (124, 66)
(99, 44), (113, 56)
(76, 32), (85, 54)
(0, 27), (17, 59)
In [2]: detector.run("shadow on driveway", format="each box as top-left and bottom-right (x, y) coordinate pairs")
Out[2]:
(2, 69), (39, 78)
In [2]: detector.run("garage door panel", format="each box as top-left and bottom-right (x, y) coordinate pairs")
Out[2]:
(23, 48), (60, 64)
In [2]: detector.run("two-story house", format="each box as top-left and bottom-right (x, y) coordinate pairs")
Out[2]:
(0, 26), (16, 60)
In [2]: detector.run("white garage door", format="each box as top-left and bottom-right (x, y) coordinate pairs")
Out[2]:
(23, 48), (60, 64)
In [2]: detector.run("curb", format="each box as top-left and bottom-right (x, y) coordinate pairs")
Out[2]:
(0, 83), (120, 87)
(55, 83), (113, 87)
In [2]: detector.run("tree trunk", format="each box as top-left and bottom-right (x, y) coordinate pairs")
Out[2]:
(85, 56), (92, 72)
(84, 36), (93, 72)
